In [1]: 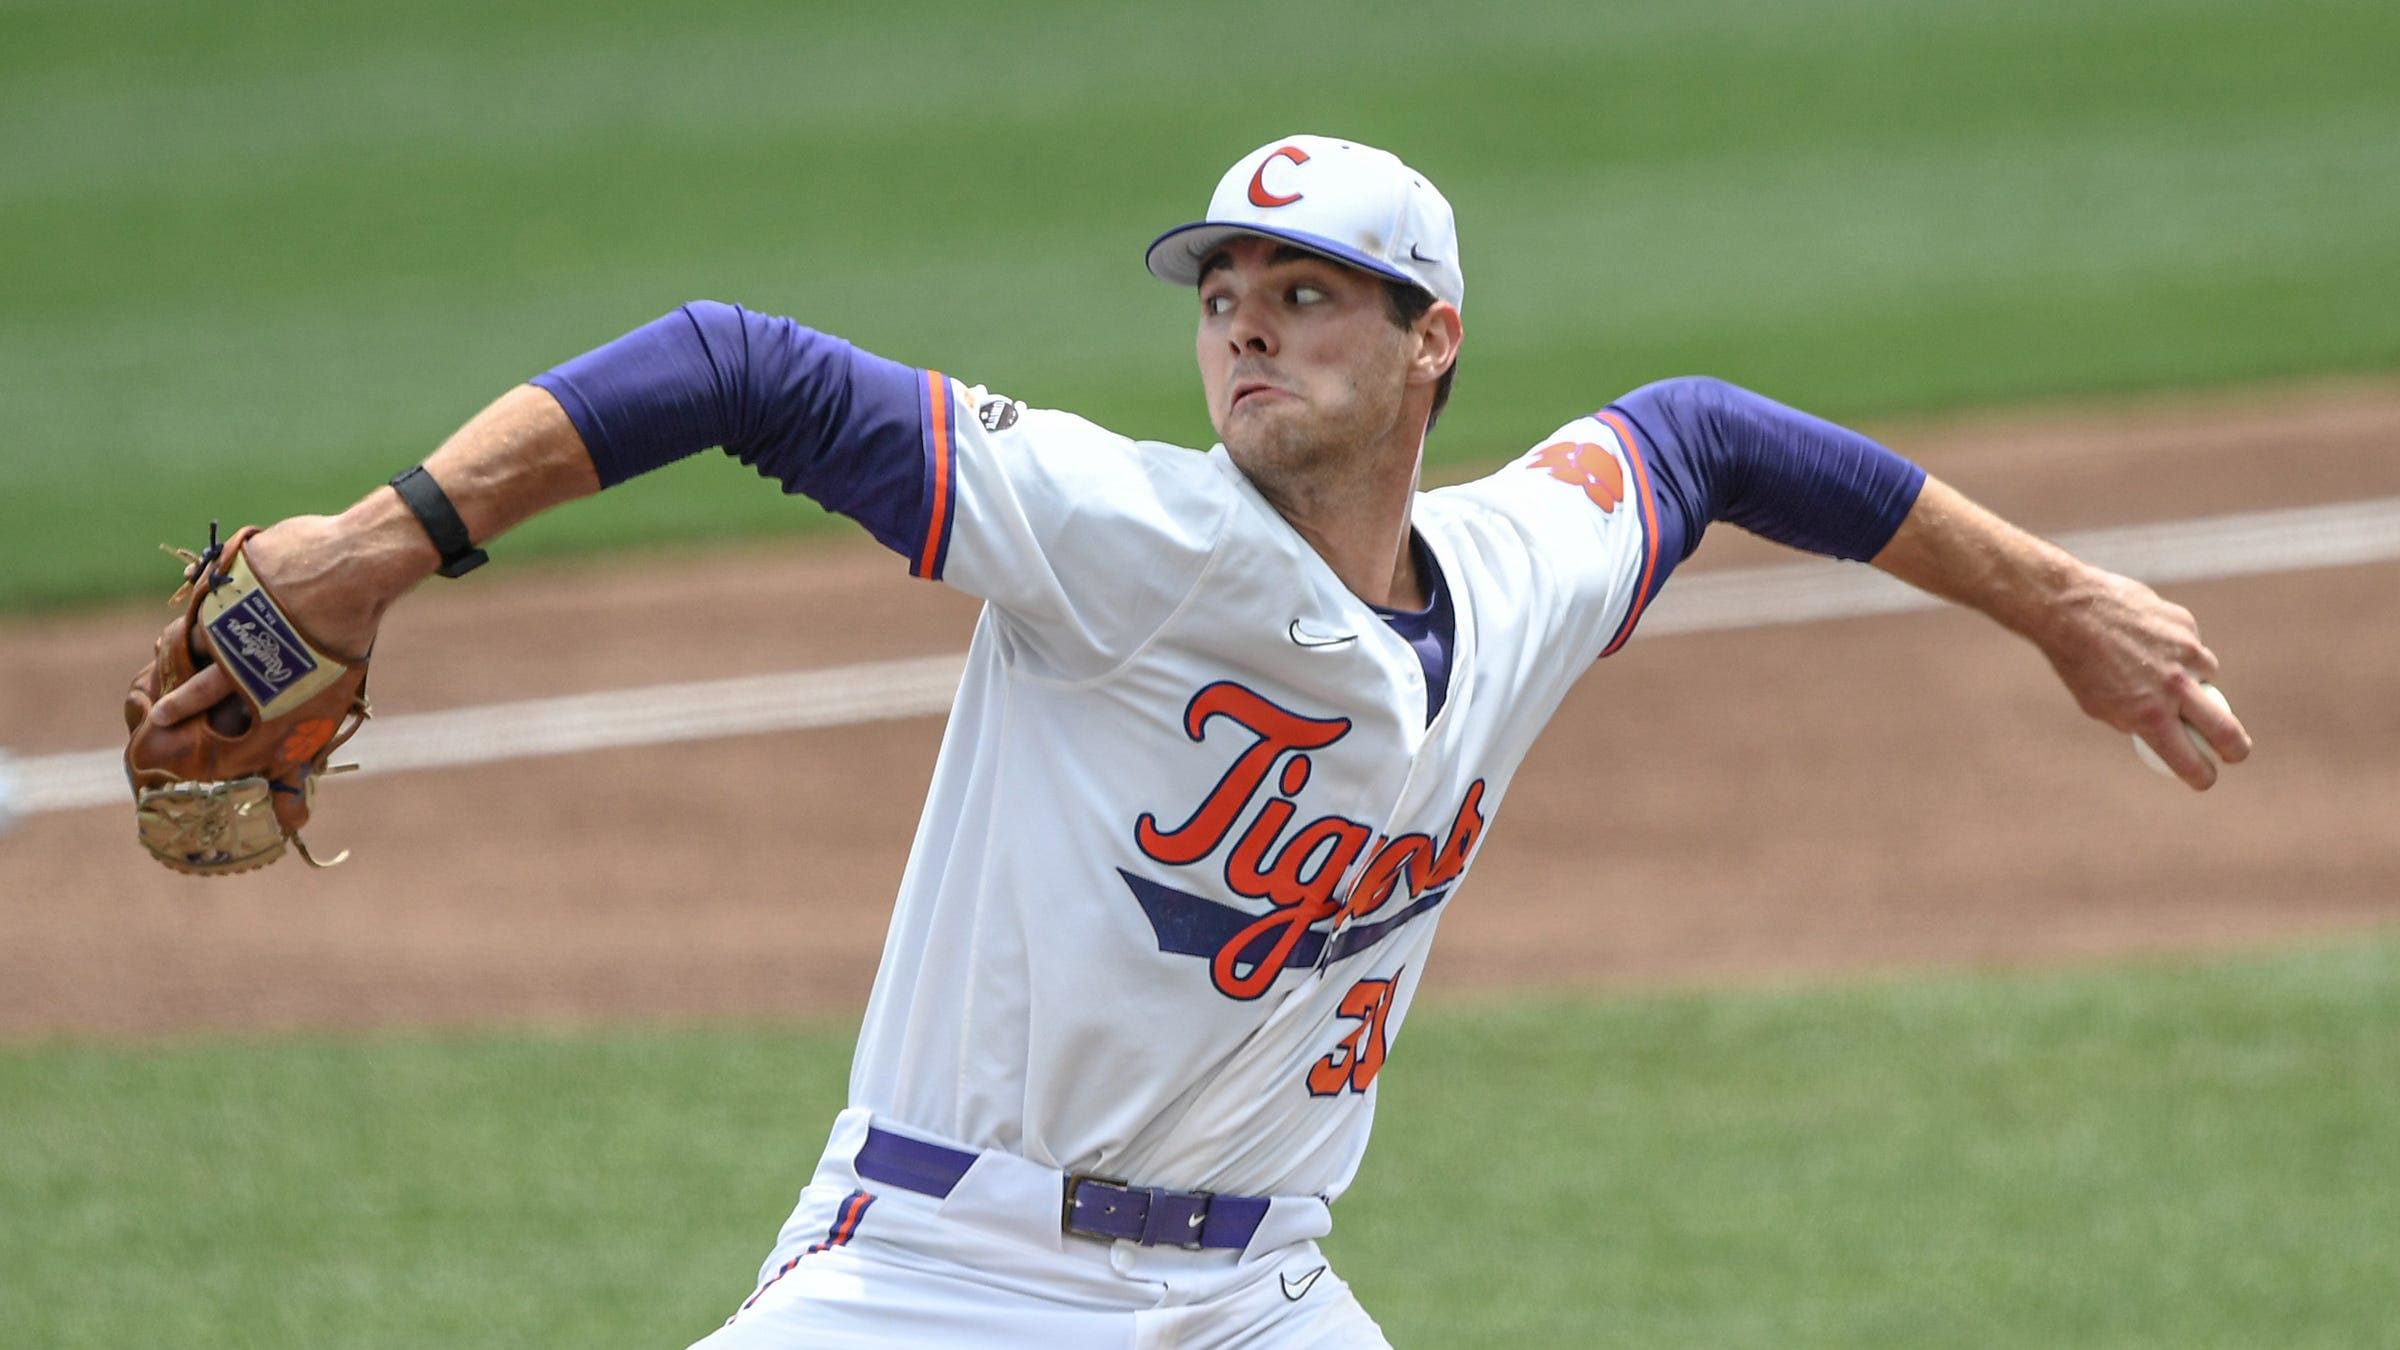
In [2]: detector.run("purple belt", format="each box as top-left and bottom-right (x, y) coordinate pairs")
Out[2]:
(853, 1125), (1271, 1250)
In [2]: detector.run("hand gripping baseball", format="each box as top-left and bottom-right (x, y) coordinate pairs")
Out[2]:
(123, 521), (374, 875)
(2036, 565), (2252, 791)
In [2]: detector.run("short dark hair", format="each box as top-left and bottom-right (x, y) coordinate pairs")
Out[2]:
(1382, 281), (1457, 432)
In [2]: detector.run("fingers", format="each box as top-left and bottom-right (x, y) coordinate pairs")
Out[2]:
(149, 663), (238, 728)
(2057, 575), (2246, 791)
(2134, 672), (2251, 791)
(2136, 713), (2218, 792)
(2182, 677), (2253, 766)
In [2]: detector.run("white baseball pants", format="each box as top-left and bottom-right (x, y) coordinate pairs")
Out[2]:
(688, 1109), (1391, 1349)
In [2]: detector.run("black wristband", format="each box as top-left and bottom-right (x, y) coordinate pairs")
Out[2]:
(388, 465), (489, 579)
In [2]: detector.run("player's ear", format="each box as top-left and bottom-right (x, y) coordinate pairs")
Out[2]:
(1408, 302), (1462, 388)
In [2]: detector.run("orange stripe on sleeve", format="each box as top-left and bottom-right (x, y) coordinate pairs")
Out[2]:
(1594, 408), (1661, 658)
(913, 372), (954, 579)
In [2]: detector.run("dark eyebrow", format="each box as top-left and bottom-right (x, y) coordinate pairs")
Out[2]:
(1196, 243), (1333, 282)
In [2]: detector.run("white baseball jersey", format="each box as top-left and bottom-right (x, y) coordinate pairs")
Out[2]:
(848, 374), (1663, 1202)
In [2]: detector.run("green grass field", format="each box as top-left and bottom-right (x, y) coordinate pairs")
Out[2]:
(4, 0), (2397, 608)
(4, 935), (2393, 1347)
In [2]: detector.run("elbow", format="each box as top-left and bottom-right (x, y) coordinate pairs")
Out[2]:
(1641, 373), (1743, 410)
(1618, 375), (1754, 459)
(676, 297), (749, 330)
(1616, 375), (1750, 444)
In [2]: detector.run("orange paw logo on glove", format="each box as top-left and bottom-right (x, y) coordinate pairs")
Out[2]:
(1527, 441), (1624, 513)
(277, 718), (340, 767)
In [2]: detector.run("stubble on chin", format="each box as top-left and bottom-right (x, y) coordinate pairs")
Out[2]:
(1224, 401), (1388, 522)
(1223, 403), (1320, 486)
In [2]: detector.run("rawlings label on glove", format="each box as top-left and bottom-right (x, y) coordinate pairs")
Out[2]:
(123, 523), (371, 875)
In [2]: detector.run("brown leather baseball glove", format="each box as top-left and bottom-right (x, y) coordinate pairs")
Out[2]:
(123, 522), (371, 875)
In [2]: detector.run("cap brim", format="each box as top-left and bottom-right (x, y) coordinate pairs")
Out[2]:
(1144, 222), (1418, 291)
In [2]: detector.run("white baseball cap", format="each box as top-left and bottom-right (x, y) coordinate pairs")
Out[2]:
(1145, 135), (1463, 310)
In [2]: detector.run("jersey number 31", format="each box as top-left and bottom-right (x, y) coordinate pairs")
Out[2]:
(1307, 975), (1399, 1097)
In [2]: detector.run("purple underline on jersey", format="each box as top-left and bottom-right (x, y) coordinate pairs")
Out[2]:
(1116, 867), (1453, 972)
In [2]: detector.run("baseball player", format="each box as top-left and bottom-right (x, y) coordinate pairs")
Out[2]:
(137, 136), (2250, 1345)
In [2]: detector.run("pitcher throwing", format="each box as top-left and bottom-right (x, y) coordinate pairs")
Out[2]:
(131, 136), (2250, 1346)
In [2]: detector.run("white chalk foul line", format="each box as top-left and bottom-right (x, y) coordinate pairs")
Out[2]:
(7, 655), (966, 819)
(13, 495), (2400, 818)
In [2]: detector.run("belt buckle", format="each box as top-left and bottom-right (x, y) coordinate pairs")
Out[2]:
(1062, 1175), (1217, 1248)
(1061, 1172), (1129, 1243)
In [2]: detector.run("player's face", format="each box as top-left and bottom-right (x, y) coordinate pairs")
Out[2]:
(1194, 239), (1416, 476)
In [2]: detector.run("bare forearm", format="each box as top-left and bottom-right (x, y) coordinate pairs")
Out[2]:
(1868, 474), (2249, 788)
(1868, 476), (2086, 645)
(410, 384), (602, 548)
(256, 385), (599, 657)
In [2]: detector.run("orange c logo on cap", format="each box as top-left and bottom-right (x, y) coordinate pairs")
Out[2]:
(1248, 144), (1310, 208)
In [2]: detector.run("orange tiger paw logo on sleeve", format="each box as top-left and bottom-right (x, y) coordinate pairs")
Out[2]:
(1527, 441), (1624, 513)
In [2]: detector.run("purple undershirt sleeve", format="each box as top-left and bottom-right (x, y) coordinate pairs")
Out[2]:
(527, 300), (932, 559)
(1607, 376), (1927, 571)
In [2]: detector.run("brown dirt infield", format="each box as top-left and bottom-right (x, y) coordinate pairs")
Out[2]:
(4, 380), (2397, 1040)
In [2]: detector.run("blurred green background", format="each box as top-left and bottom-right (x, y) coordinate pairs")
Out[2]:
(3, 0), (2395, 608)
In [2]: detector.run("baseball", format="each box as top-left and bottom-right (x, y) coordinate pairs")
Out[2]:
(2133, 681), (2232, 777)
(0, 749), (18, 837)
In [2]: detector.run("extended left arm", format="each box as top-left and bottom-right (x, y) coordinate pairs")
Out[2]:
(1612, 376), (2251, 790)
